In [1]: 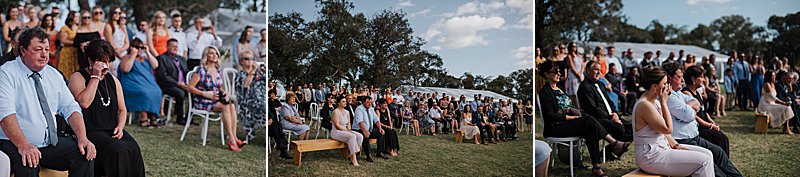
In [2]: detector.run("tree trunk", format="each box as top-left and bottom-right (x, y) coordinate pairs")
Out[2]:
(131, 0), (148, 24)
(78, 0), (90, 11)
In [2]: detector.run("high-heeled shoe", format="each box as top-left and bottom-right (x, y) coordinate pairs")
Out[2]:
(227, 143), (242, 152)
(236, 139), (247, 148)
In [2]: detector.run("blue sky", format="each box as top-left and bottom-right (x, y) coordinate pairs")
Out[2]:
(269, 0), (533, 78)
(622, 0), (800, 31)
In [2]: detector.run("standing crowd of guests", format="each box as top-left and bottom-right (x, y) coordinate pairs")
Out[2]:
(268, 83), (534, 165)
(0, 3), (267, 177)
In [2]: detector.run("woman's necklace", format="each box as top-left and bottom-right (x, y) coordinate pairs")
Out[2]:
(97, 74), (112, 107)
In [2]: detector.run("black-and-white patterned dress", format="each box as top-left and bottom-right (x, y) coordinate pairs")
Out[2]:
(235, 68), (267, 141)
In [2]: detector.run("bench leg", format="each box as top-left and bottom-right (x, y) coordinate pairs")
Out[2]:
(340, 149), (349, 159)
(293, 149), (302, 166)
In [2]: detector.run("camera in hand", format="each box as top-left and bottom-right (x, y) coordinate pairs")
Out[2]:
(218, 89), (230, 105)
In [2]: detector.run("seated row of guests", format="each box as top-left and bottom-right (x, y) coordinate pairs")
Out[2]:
(538, 60), (632, 177)
(662, 62), (741, 177)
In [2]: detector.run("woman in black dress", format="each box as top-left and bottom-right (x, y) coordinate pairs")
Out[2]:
(67, 39), (144, 177)
(376, 99), (400, 156)
(682, 65), (730, 155)
(538, 60), (630, 177)
(74, 10), (102, 69)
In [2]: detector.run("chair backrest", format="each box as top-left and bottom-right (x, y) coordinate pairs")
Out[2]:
(309, 103), (319, 119)
(222, 68), (238, 102)
(186, 70), (196, 110)
(536, 95), (543, 120)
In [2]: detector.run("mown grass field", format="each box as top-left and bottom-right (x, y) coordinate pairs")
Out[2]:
(126, 121), (266, 176)
(268, 127), (534, 176)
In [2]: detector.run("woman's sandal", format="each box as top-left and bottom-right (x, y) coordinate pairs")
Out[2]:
(611, 140), (630, 156)
(149, 119), (160, 129)
(592, 166), (609, 177)
(140, 120), (149, 127)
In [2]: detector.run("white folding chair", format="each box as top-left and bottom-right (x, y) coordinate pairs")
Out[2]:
(180, 70), (226, 146)
(162, 94), (177, 126)
(543, 137), (582, 177)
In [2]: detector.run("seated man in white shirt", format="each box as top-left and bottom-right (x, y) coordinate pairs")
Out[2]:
(0, 28), (96, 176)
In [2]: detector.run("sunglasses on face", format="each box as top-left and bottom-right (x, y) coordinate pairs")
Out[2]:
(241, 57), (253, 61)
(134, 46), (145, 50)
(82, 16), (91, 19)
(94, 11), (103, 15)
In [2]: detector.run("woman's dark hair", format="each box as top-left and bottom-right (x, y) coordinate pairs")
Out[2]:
(85, 39), (115, 63)
(108, 6), (122, 34)
(765, 70), (776, 83)
(239, 26), (253, 43)
(128, 38), (144, 54)
(6, 5), (18, 21)
(684, 65), (705, 86)
(65, 11), (78, 27)
(39, 14), (54, 31)
(537, 60), (559, 76)
(640, 66), (667, 90)
(378, 98), (388, 105)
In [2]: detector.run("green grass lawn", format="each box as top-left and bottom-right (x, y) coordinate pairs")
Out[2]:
(536, 110), (800, 177)
(125, 121), (266, 176)
(268, 127), (534, 176)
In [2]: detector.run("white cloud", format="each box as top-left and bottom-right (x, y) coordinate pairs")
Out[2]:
(443, 1), (506, 17)
(511, 46), (532, 59)
(687, 0), (731, 5)
(516, 59), (533, 68)
(398, 0), (414, 8)
(410, 8), (432, 18)
(511, 14), (532, 31)
(423, 15), (505, 50)
(506, 0), (532, 14)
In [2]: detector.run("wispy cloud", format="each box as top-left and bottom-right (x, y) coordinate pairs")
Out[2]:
(506, 0), (532, 14)
(687, 0), (731, 5)
(410, 8), (432, 18)
(442, 1), (506, 17)
(397, 0), (414, 8)
(423, 15), (506, 50)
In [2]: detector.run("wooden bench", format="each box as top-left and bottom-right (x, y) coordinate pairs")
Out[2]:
(755, 112), (770, 134)
(290, 138), (377, 166)
(11, 168), (68, 177)
(622, 169), (670, 177)
(455, 130), (480, 143)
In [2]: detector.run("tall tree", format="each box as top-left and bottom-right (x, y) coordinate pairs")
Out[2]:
(361, 9), (421, 88)
(309, 0), (368, 85)
(711, 15), (768, 55)
(268, 12), (316, 86)
(510, 68), (533, 100)
(648, 20), (666, 44)
(767, 11), (800, 61)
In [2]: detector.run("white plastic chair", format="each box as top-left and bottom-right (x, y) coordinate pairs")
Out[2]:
(308, 103), (319, 129)
(221, 68), (238, 102)
(180, 70), (226, 146)
(162, 94), (177, 125)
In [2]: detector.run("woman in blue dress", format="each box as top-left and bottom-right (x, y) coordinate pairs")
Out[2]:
(750, 57), (765, 108)
(118, 38), (162, 128)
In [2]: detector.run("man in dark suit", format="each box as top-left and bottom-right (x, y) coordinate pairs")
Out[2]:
(578, 61), (632, 142)
(776, 71), (800, 133)
(155, 39), (189, 125)
(472, 105), (496, 144)
(605, 63), (637, 116)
